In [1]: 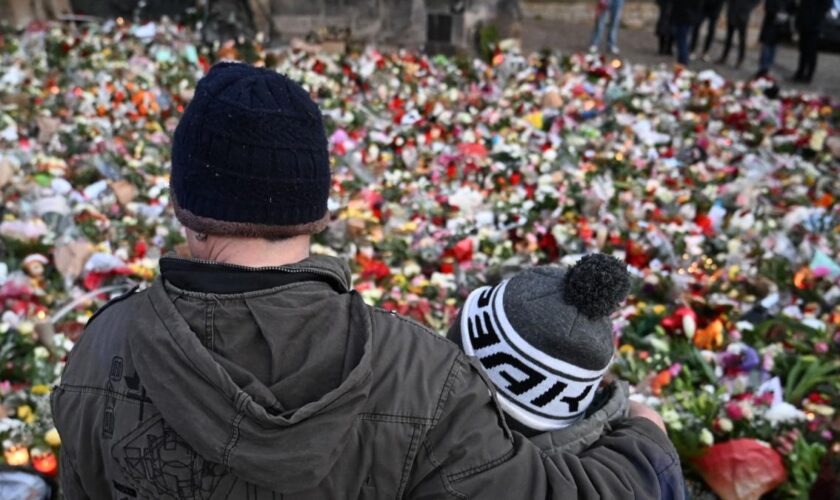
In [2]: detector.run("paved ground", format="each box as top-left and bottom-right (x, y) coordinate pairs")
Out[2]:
(521, 18), (840, 99)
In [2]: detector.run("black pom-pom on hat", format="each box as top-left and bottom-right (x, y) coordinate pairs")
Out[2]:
(564, 254), (630, 319)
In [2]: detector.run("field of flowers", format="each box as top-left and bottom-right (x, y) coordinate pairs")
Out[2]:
(0, 19), (838, 497)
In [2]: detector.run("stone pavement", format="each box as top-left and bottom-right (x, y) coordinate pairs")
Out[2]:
(521, 18), (840, 99)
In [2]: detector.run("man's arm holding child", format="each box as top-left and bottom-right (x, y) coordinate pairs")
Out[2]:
(407, 356), (685, 499)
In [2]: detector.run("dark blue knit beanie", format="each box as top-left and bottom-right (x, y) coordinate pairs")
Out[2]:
(170, 62), (331, 239)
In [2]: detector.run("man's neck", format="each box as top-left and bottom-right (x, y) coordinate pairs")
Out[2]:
(192, 234), (312, 268)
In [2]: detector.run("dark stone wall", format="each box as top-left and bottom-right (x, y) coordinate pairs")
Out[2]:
(69, 0), (196, 19)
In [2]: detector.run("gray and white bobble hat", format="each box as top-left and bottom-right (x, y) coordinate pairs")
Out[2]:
(453, 254), (630, 431)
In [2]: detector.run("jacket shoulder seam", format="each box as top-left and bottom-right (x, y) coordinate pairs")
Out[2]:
(431, 355), (464, 426)
(370, 308), (449, 343)
(84, 285), (143, 328)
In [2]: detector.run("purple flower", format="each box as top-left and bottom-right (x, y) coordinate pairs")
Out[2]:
(720, 343), (760, 374)
(739, 345), (760, 372)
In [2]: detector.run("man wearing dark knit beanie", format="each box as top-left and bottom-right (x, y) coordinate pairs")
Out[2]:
(53, 62), (684, 500)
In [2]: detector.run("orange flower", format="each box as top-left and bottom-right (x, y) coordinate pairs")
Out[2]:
(651, 369), (672, 396)
(816, 193), (834, 208)
(694, 319), (724, 350)
(793, 268), (811, 290)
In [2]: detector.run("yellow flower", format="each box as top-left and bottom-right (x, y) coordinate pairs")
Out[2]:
(618, 344), (635, 355)
(31, 384), (50, 396)
(17, 405), (35, 424)
(728, 265), (740, 280)
(652, 305), (666, 315)
(525, 111), (543, 130)
(44, 428), (61, 447)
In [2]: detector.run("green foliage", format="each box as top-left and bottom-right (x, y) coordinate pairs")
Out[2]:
(477, 24), (499, 64)
(779, 439), (827, 499)
(783, 356), (840, 405)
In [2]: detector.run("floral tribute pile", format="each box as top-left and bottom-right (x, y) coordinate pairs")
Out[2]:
(0, 18), (838, 498)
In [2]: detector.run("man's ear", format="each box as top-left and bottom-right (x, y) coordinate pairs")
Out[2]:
(184, 228), (209, 259)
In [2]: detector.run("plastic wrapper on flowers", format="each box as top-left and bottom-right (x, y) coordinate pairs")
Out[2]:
(1, 19), (839, 497)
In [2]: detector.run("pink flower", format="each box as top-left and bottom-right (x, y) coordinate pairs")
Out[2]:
(668, 363), (683, 377)
(725, 402), (746, 421)
(815, 342), (829, 354)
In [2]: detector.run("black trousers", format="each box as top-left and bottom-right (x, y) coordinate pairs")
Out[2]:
(659, 34), (674, 55)
(796, 30), (821, 81)
(692, 0), (726, 54)
(720, 21), (748, 65)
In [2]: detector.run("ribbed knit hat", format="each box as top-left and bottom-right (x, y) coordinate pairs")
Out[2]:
(170, 62), (331, 239)
(447, 254), (631, 431)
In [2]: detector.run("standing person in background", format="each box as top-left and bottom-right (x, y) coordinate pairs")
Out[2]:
(672, 1), (704, 64)
(756, 0), (796, 77)
(656, 0), (676, 55)
(794, 0), (832, 82)
(692, 0), (728, 60)
(589, 0), (627, 54)
(718, 0), (760, 67)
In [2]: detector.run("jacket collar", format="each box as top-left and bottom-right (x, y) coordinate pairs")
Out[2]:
(159, 254), (353, 294)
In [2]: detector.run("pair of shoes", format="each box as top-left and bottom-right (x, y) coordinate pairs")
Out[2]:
(588, 45), (598, 53)
(790, 72), (809, 83)
(609, 46), (620, 55)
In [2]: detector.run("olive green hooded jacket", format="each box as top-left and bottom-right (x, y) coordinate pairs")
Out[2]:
(52, 256), (683, 499)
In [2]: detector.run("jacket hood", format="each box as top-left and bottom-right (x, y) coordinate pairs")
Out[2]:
(128, 256), (372, 493)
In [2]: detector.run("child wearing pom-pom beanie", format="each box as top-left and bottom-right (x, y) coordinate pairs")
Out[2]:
(447, 253), (632, 448)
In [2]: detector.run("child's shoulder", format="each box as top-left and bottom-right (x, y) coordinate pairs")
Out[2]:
(527, 381), (629, 456)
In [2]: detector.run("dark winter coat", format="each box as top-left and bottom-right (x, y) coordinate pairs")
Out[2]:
(657, 0), (676, 36)
(52, 256), (685, 500)
(797, 0), (833, 32)
(760, 0), (796, 44)
(671, 1), (705, 26)
(728, 0), (760, 25)
(703, 0), (727, 18)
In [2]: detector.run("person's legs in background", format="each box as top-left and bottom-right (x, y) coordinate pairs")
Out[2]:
(660, 32), (674, 55)
(590, 2), (609, 51)
(676, 24), (691, 64)
(802, 30), (820, 82)
(691, 20), (703, 54)
(717, 21), (735, 63)
(607, 0), (626, 53)
(757, 43), (777, 77)
(794, 29), (819, 82)
(703, 0), (725, 57)
(794, 31), (807, 79)
(736, 22), (747, 67)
